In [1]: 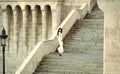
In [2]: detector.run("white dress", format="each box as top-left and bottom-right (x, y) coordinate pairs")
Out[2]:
(57, 33), (64, 54)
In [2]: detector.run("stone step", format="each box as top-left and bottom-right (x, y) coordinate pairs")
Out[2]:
(66, 34), (103, 39)
(70, 31), (103, 36)
(64, 49), (103, 54)
(64, 41), (103, 46)
(39, 61), (103, 69)
(73, 26), (103, 30)
(64, 39), (103, 47)
(75, 19), (104, 29)
(38, 64), (102, 70)
(64, 44), (103, 49)
(36, 69), (84, 74)
(41, 58), (102, 65)
(66, 28), (103, 36)
(64, 37), (103, 43)
(64, 35), (103, 42)
(34, 71), (102, 74)
(36, 68), (102, 74)
(73, 32), (103, 36)
(64, 45), (103, 52)
(70, 29), (103, 34)
(64, 39), (103, 44)
(43, 53), (102, 59)
(36, 53), (103, 73)
(64, 48), (103, 53)
(70, 26), (103, 32)
(40, 62), (102, 68)
(84, 12), (104, 19)
(33, 72), (62, 74)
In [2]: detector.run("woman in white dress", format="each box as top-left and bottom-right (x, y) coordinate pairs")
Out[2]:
(57, 28), (64, 56)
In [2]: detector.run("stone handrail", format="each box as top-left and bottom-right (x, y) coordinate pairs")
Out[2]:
(15, 3), (88, 74)
(15, 39), (58, 74)
(57, 3), (88, 38)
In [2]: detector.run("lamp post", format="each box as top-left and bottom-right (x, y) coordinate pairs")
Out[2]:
(0, 27), (8, 74)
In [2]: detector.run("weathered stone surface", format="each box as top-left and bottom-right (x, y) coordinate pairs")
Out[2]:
(0, 1), (56, 74)
(98, 0), (120, 73)
(33, 4), (103, 74)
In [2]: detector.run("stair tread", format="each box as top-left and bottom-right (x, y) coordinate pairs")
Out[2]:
(33, 72), (62, 74)
(43, 52), (103, 59)
(36, 68), (102, 73)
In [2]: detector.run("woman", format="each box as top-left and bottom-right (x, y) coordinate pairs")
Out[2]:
(57, 28), (64, 56)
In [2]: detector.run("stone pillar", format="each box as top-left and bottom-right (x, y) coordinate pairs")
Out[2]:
(13, 10), (18, 53)
(2, 9), (9, 51)
(56, 2), (62, 26)
(32, 10), (37, 45)
(22, 10), (27, 47)
(98, 1), (120, 74)
(42, 9), (47, 41)
(2, 10), (8, 35)
(51, 10), (57, 39)
(51, 1), (63, 39)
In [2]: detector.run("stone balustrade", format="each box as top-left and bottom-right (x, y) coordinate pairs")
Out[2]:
(0, 2), (60, 55)
(15, 39), (58, 74)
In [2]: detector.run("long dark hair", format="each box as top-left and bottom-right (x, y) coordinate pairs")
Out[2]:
(57, 28), (63, 35)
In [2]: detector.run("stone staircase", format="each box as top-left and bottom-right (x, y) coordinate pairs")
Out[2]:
(33, 4), (104, 74)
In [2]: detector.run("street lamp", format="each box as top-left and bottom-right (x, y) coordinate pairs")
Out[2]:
(0, 27), (8, 74)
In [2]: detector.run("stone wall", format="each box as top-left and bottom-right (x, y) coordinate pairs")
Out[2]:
(61, 6), (73, 21)
(98, 0), (120, 74)
(61, 0), (97, 21)
(64, 0), (83, 6)
(61, 0), (83, 21)
(0, 1), (58, 74)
